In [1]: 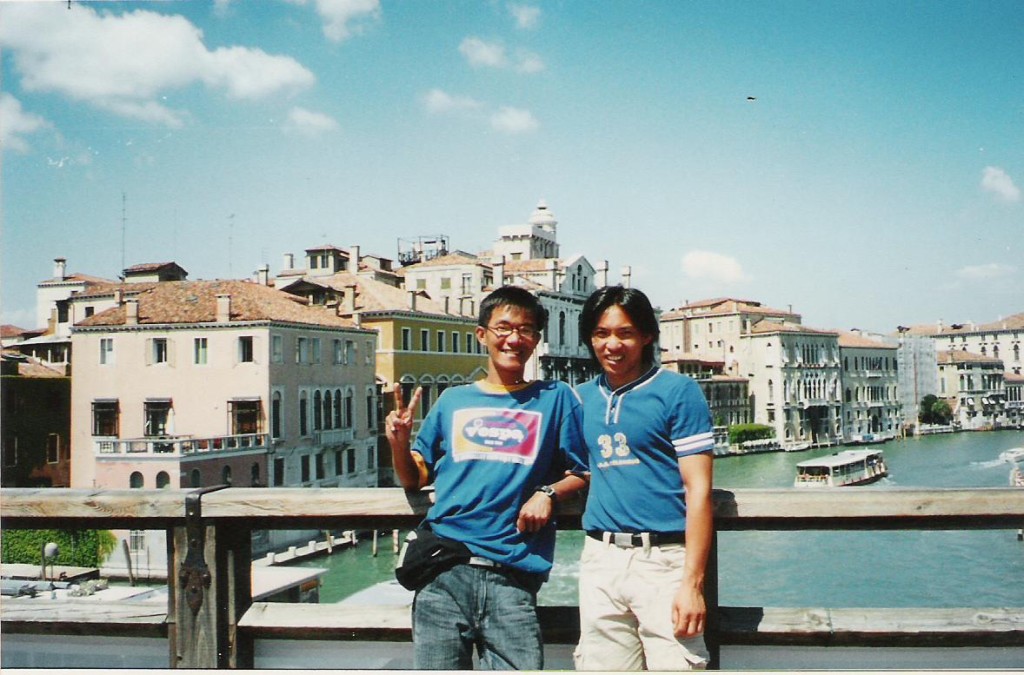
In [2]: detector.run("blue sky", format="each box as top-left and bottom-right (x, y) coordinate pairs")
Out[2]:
(1, 0), (1021, 334)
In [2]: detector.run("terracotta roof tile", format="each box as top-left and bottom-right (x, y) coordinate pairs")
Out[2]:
(838, 332), (897, 349)
(936, 350), (1003, 365)
(76, 280), (359, 329)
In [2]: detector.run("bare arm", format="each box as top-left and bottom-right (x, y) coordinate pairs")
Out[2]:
(384, 386), (425, 491)
(672, 451), (713, 637)
(516, 473), (589, 533)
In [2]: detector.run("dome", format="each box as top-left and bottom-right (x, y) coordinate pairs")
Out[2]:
(528, 199), (557, 229)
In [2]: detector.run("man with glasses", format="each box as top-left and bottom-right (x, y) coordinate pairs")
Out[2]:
(386, 285), (588, 670)
(573, 285), (714, 671)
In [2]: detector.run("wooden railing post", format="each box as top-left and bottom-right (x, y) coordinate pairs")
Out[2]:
(705, 529), (721, 670)
(170, 485), (248, 668)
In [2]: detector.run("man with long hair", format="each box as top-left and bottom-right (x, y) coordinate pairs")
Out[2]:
(574, 285), (714, 671)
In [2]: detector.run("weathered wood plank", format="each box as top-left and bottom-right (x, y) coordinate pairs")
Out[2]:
(4, 487), (1021, 530)
(716, 606), (1024, 647)
(0, 488), (187, 529)
(0, 600), (167, 638)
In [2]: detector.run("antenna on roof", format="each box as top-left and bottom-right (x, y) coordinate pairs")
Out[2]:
(120, 192), (127, 280)
(228, 213), (235, 278)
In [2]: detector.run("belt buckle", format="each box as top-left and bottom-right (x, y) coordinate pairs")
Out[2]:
(611, 532), (635, 547)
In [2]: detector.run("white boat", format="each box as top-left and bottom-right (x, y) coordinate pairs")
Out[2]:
(998, 447), (1024, 464)
(794, 450), (888, 488)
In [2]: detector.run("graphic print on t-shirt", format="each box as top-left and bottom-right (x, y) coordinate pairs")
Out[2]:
(451, 407), (542, 464)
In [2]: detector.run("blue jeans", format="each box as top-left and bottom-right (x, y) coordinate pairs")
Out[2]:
(412, 563), (543, 670)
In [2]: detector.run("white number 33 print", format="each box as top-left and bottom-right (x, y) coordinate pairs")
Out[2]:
(597, 432), (631, 459)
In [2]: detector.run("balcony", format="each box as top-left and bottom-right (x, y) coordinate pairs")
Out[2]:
(312, 429), (355, 446)
(95, 433), (268, 456)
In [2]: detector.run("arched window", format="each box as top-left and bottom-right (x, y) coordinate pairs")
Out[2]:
(251, 463), (262, 487)
(190, 469), (202, 488)
(313, 390), (323, 431)
(334, 388), (343, 428)
(323, 390), (333, 429)
(271, 391), (282, 439)
(156, 471), (170, 489)
(559, 312), (566, 346)
(222, 466), (232, 485)
(299, 392), (308, 436)
(129, 471), (144, 489)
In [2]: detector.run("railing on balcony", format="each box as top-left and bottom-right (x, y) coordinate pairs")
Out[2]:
(1, 487), (1022, 669)
(95, 433), (268, 456)
(311, 429), (355, 446)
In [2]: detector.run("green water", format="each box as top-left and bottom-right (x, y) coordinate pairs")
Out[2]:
(289, 429), (1024, 608)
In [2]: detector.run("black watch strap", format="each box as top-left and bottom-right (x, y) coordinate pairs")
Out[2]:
(535, 484), (557, 501)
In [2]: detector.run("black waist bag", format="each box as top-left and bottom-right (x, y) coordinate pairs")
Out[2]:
(395, 523), (471, 591)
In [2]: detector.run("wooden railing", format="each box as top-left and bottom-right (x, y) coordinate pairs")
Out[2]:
(2, 486), (1023, 669)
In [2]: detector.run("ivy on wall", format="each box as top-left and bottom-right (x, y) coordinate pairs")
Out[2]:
(1, 529), (118, 568)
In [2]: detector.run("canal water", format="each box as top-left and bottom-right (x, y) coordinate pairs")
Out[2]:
(289, 429), (1024, 609)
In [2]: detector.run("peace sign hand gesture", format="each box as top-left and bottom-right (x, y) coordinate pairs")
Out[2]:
(386, 385), (422, 446)
(386, 387), (426, 491)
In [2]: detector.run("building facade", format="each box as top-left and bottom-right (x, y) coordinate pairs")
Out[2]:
(936, 350), (1008, 431)
(1, 353), (71, 487)
(838, 332), (902, 442)
(742, 322), (842, 449)
(906, 313), (1024, 376)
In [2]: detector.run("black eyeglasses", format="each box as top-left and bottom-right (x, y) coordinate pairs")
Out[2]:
(486, 324), (541, 341)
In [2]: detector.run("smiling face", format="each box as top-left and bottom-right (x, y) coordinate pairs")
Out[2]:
(476, 305), (541, 385)
(590, 304), (654, 390)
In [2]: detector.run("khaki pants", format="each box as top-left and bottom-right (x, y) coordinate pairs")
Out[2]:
(574, 535), (708, 671)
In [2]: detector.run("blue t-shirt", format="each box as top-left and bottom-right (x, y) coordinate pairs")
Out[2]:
(413, 380), (588, 576)
(578, 366), (713, 534)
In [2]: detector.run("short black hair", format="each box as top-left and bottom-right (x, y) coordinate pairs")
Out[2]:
(478, 285), (548, 331)
(579, 285), (659, 364)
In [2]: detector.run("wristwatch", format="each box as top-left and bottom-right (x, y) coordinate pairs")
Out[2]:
(535, 484), (557, 501)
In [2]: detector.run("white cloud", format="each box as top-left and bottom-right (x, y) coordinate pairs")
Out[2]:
(283, 106), (339, 137)
(515, 51), (545, 74)
(460, 37), (507, 69)
(681, 250), (750, 284)
(423, 89), (484, 114)
(981, 166), (1021, 203)
(955, 263), (1016, 281)
(0, 4), (315, 127)
(490, 106), (538, 134)
(508, 3), (541, 30)
(302, 0), (381, 43)
(458, 37), (544, 73)
(0, 93), (49, 153)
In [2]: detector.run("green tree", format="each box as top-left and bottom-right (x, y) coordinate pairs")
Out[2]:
(919, 395), (939, 424)
(930, 399), (953, 425)
(728, 423), (775, 445)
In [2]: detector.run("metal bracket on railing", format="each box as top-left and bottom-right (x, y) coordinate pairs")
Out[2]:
(179, 485), (230, 616)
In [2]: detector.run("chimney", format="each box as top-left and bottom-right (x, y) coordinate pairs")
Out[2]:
(125, 299), (139, 325)
(54, 257), (67, 279)
(257, 264), (270, 286)
(596, 260), (609, 288)
(216, 294), (232, 323)
(408, 291), (417, 312)
(346, 284), (358, 314)
(283, 253), (294, 271)
(621, 265), (632, 288)
(937, 319), (943, 332)
(349, 245), (360, 271)
(114, 288), (124, 305)
(493, 256), (505, 288)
